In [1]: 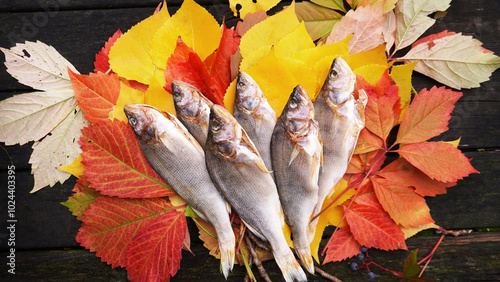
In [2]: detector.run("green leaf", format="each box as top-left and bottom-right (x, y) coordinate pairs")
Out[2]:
(295, 2), (343, 41)
(403, 249), (421, 277)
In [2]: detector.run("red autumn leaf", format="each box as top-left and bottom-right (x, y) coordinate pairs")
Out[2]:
(371, 176), (434, 228)
(80, 119), (174, 198)
(357, 73), (401, 141)
(95, 29), (123, 73)
(411, 30), (456, 49)
(344, 192), (407, 250)
(396, 86), (462, 144)
(76, 197), (175, 268)
(164, 38), (225, 106)
(209, 22), (241, 94)
(354, 128), (385, 154)
(69, 69), (121, 123)
(347, 149), (386, 175)
(379, 159), (455, 197)
(397, 142), (479, 183)
(323, 226), (362, 263)
(126, 209), (187, 281)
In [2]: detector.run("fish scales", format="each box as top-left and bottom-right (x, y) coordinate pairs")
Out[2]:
(271, 85), (322, 274)
(123, 104), (235, 279)
(205, 105), (307, 282)
(312, 57), (367, 225)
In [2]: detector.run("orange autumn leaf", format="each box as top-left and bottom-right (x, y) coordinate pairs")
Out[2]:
(344, 192), (407, 251)
(323, 226), (362, 263)
(80, 119), (174, 198)
(396, 86), (462, 144)
(69, 70), (120, 123)
(371, 176), (434, 228)
(397, 142), (479, 183)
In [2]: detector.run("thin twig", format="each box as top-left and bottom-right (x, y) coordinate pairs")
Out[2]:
(247, 231), (272, 253)
(314, 266), (342, 282)
(245, 235), (272, 282)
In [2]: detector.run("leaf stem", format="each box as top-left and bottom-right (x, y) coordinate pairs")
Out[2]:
(417, 233), (445, 277)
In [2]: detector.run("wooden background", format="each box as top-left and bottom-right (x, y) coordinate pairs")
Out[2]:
(0, 0), (499, 280)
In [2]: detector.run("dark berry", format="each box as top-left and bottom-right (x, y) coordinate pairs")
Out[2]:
(350, 262), (358, 271)
(367, 272), (375, 279)
(356, 252), (365, 261)
(360, 246), (368, 253)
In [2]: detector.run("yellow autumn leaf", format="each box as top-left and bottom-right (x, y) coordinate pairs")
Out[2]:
(444, 137), (462, 148)
(57, 154), (84, 178)
(229, 0), (280, 19)
(293, 36), (350, 67)
(344, 43), (387, 71)
(239, 3), (300, 62)
(402, 222), (440, 239)
(245, 48), (298, 116)
(390, 62), (416, 120)
(111, 82), (145, 122)
(223, 79), (237, 115)
(150, 0), (221, 69)
(109, 2), (170, 84)
(144, 69), (176, 115)
(274, 22), (315, 59)
(354, 64), (388, 85)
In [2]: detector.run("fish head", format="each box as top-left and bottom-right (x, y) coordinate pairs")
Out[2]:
(321, 57), (356, 105)
(207, 105), (241, 158)
(282, 85), (315, 137)
(235, 71), (264, 114)
(124, 103), (166, 143)
(172, 80), (213, 118)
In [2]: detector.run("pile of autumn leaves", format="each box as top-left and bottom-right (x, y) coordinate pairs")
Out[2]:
(0, 0), (489, 280)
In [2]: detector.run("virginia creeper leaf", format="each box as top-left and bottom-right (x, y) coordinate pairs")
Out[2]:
(109, 2), (170, 84)
(294, 1), (342, 41)
(1, 40), (79, 91)
(29, 106), (88, 192)
(325, 3), (385, 54)
(150, 0), (221, 68)
(95, 30), (123, 73)
(371, 176), (434, 228)
(397, 142), (479, 183)
(0, 89), (77, 145)
(354, 128), (385, 154)
(396, 86), (462, 144)
(323, 226), (362, 263)
(393, 0), (451, 52)
(401, 32), (500, 89)
(69, 70), (121, 123)
(126, 209), (187, 281)
(345, 192), (407, 250)
(80, 119), (174, 198)
(76, 197), (175, 268)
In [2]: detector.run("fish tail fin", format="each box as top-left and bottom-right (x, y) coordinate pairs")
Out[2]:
(296, 247), (315, 274)
(219, 238), (235, 279)
(274, 250), (307, 282)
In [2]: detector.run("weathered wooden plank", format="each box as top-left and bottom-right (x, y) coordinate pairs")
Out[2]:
(1, 232), (498, 281)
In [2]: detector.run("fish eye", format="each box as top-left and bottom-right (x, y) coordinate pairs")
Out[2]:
(129, 117), (137, 127)
(237, 82), (246, 91)
(173, 92), (182, 102)
(211, 121), (221, 132)
(329, 69), (338, 78)
(289, 98), (298, 109)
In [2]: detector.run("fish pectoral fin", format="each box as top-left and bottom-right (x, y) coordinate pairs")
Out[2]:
(289, 145), (301, 166)
(254, 158), (270, 173)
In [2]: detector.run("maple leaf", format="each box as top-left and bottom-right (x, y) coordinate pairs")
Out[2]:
(294, 1), (342, 41)
(397, 142), (479, 183)
(371, 176), (434, 228)
(69, 70), (121, 123)
(109, 2), (170, 84)
(79, 119), (174, 198)
(401, 32), (500, 89)
(344, 192), (407, 250)
(325, 3), (385, 54)
(323, 226), (362, 263)
(396, 86), (462, 144)
(164, 38), (225, 106)
(126, 209), (187, 281)
(76, 197), (177, 268)
(393, 0), (451, 53)
(0, 41), (79, 91)
(95, 29), (123, 73)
